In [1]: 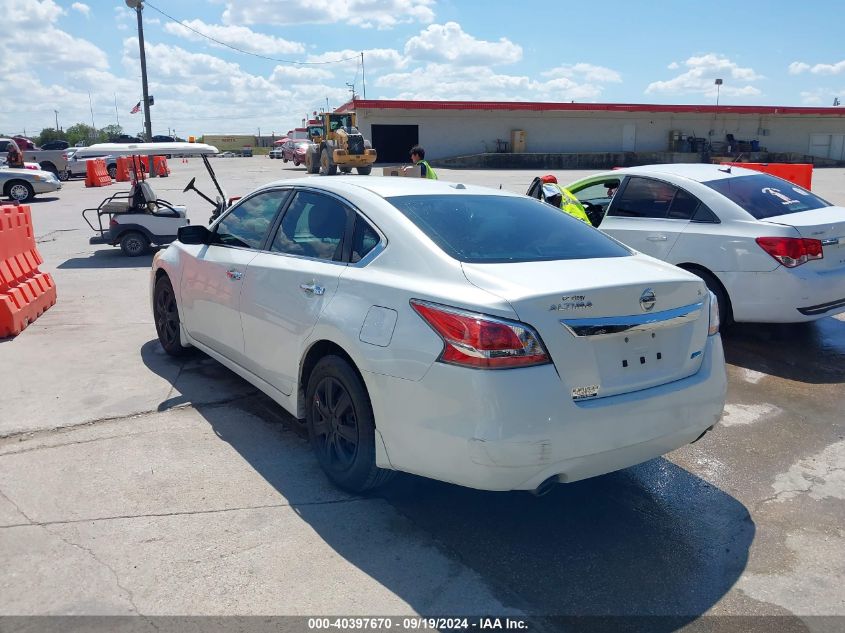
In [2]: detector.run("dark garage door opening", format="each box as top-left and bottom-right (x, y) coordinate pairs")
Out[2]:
(371, 124), (419, 164)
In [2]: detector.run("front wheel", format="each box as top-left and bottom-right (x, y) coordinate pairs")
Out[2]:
(107, 164), (118, 180)
(7, 181), (34, 202)
(320, 147), (337, 175)
(119, 231), (150, 257)
(153, 275), (190, 356)
(306, 356), (394, 493)
(356, 166), (372, 175)
(57, 170), (70, 182)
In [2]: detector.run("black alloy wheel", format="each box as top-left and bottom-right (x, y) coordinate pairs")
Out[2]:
(306, 356), (394, 492)
(153, 275), (189, 356)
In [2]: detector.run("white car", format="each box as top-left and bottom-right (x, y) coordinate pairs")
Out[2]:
(564, 165), (845, 324)
(151, 177), (726, 493)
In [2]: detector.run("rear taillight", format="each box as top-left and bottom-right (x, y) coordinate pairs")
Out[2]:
(707, 290), (720, 336)
(109, 218), (118, 228)
(755, 237), (823, 268)
(410, 299), (550, 369)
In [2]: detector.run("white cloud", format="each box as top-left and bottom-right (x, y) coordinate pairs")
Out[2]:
(667, 62), (679, 70)
(163, 19), (305, 56)
(646, 54), (763, 97)
(543, 63), (621, 84)
(71, 2), (90, 17)
(222, 0), (435, 29)
(307, 48), (408, 72)
(404, 22), (522, 66)
(809, 60), (845, 75)
(270, 65), (335, 83)
(800, 89), (825, 105)
(376, 63), (610, 102)
(789, 61), (810, 75)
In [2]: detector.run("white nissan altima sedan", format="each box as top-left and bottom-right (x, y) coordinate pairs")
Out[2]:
(151, 177), (726, 494)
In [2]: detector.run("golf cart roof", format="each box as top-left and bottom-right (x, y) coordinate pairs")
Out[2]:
(75, 142), (219, 158)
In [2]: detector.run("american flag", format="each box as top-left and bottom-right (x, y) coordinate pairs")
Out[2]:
(130, 101), (141, 114)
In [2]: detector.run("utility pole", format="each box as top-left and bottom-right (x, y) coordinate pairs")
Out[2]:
(88, 91), (97, 141)
(127, 0), (155, 175)
(361, 52), (366, 99)
(54, 110), (59, 132)
(114, 94), (120, 127)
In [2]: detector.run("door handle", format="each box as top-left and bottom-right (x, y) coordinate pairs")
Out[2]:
(300, 282), (326, 296)
(646, 234), (668, 242)
(226, 269), (243, 280)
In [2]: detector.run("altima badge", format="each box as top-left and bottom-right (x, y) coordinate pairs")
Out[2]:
(640, 288), (656, 312)
(572, 385), (600, 400)
(549, 295), (593, 311)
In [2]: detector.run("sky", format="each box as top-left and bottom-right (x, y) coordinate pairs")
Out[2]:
(2, 0), (844, 138)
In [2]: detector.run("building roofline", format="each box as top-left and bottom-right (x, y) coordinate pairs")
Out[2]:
(346, 99), (845, 117)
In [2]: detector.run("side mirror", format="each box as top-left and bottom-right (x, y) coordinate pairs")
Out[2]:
(178, 224), (211, 245)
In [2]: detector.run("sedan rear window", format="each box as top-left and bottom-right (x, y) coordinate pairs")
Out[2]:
(386, 194), (631, 263)
(703, 174), (831, 220)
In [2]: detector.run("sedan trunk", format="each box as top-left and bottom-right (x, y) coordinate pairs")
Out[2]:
(764, 206), (845, 272)
(462, 257), (712, 400)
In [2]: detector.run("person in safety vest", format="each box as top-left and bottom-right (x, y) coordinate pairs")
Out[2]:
(539, 174), (590, 224)
(406, 145), (437, 180)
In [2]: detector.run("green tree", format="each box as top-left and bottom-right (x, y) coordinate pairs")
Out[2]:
(36, 128), (67, 146)
(97, 124), (124, 143)
(65, 123), (96, 146)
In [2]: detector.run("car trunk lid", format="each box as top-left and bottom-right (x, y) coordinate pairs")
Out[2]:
(462, 257), (711, 400)
(763, 206), (845, 271)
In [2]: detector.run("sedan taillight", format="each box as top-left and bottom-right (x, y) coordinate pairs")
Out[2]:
(755, 237), (823, 268)
(410, 299), (550, 369)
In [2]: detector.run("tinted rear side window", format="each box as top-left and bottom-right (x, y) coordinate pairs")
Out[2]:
(703, 174), (831, 220)
(386, 194), (631, 263)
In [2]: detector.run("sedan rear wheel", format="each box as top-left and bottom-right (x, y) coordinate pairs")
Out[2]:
(687, 267), (732, 327)
(306, 356), (394, 492)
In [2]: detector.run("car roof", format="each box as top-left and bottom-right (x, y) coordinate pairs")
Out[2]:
(255, 176), (524, 200)
(613, 163), (763, 183)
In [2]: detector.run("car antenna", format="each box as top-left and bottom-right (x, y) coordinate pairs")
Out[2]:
(718, 153), (744, 174)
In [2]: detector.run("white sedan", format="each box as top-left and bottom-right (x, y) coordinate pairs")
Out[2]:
(564, 164), (845, 324)
(151, 177), (726, 493)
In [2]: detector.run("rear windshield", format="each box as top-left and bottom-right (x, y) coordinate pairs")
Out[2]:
(703, 173), (831, 220)
(386, 194), (631, 263)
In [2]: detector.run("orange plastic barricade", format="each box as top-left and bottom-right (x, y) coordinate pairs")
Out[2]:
(84, 158), (112, 187)
(722, 163), (813, 190)
(115, 156), (131, 182)
(0, 204), (57, 337)
(137, 156), (170, 177)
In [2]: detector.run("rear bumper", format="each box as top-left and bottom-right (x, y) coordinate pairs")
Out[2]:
(719, 266), (845, 322)
(365, 334), (726, 491)
(332, 149), (377, 165)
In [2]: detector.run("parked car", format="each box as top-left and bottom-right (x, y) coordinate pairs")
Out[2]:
(217, 151), (236, 158)
(65, 153), (118, 179)
(0, 165), (61, 201)
(561, 164), (845, 324)
(151, 135), (176, 143)
(269, 144), (284, 159)
(40, 140), (70, 151)
(112, 135), (144, 143)
(152, 177), (726, 493)
(281, 139), (309, 166)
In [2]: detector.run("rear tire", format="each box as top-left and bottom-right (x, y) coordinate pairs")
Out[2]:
(306, 356), (394, 493)
(119, 231), (150, 257)
(107, 164), (117, 180)
(339, 166), (352, 174)
(58, 170), (70, 182)
(685, 267), (732, 326)
(153, 275), (190, 356)
(356, 166), (372, 175)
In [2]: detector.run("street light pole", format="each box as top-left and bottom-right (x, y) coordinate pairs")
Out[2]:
(127, 0), (155, 176)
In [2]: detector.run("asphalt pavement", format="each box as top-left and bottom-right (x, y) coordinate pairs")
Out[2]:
(1, 158), (843, 631)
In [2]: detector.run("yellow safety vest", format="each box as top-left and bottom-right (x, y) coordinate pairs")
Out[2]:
(556, 185), (591, 224)
(418, 159), (438, 180)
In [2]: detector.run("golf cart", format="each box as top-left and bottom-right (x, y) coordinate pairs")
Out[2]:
(82, 142), (218, 256)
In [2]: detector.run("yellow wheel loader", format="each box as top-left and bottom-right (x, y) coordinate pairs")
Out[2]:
(305, 112), (377, 176)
